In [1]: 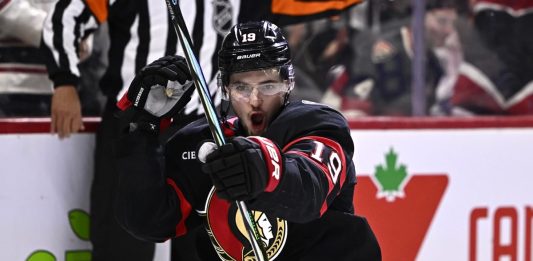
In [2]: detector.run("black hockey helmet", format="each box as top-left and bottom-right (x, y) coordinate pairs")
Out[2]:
(218, 20), (294, 91)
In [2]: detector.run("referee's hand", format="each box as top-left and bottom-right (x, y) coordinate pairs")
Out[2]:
(50, 85), (85, 139)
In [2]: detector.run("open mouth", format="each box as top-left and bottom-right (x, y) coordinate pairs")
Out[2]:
(251, 112), (264, 127)
(248, 112), (267, 135)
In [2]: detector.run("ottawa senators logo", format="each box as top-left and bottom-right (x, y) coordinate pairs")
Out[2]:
(204, 187), (287, 261)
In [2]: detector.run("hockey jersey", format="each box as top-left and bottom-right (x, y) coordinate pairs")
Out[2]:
(0, 0), (54, 95)
(451, 3), (533, 115)
(114, 101), (360, 260)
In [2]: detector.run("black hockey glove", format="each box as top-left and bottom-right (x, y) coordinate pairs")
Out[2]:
(200, 136), (283, 201)
(118, 55), (195, 133)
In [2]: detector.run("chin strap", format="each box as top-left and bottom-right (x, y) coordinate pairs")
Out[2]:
(283, 91), (291, 105)
(220, 99), (231, 125)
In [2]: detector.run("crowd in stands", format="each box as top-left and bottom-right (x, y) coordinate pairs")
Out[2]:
(287, 0), (533, 117)
(1, 0), (532, 118)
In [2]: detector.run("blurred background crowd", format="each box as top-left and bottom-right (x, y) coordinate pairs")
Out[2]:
(1, 0), (532, 119)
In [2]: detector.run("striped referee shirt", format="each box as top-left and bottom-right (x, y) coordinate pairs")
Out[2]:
(41, 0), (361, 116)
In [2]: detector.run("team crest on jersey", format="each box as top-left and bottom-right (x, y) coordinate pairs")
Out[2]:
(205, 187), (288, 261)
(212, 0), (233, 35)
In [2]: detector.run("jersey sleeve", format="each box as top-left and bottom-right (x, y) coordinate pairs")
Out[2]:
(40, 0), (106, 87)
(114, 130), (192, 242)
(0, 0), (47, 46)
(249, 104), (356, 223)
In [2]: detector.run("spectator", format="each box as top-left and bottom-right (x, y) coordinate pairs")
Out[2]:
(40, 0), (362, 260)
(331, 2), (459, 117)
(451, 0), (533, 115)
(288, 9), (363, 103)
(0, 0), (54, 117)
(0, 0), (102, 117)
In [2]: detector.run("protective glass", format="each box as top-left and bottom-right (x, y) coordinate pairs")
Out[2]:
(227, 82), (289, 100)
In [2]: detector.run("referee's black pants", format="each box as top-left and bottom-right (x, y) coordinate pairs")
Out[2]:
(90, 100), (155, 261)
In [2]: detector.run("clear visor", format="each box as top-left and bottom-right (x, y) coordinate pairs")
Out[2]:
(224, 67), (290, 101)
(228, 82), (289, 98)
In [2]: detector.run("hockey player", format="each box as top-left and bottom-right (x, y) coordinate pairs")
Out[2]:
(114, 21), (381, 261)
(40, 1), (363, 259)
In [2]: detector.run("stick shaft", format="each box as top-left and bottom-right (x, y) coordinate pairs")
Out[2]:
(164, 1), (268, 260)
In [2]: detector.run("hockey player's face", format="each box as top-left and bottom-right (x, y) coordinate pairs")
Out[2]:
(227, 69), (288, 136)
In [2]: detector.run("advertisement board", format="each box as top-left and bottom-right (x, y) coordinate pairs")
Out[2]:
(351, 127), (533, 261)
(0, 119), (169, 261)
(1, 117), (532, 261)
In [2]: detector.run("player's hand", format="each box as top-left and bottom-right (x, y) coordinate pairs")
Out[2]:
(200, 136), (283, 201)
(51, 85), (84, 139)
(118, 55), (194, 133)
(126, 55), (194, 118)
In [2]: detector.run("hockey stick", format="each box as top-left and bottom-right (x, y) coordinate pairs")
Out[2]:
(163, 1), (269, 260)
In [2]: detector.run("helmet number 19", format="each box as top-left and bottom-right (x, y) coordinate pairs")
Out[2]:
(241, 33), (256, 43)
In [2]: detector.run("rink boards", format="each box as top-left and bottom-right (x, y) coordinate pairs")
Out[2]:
(0, 117), (532, 261)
